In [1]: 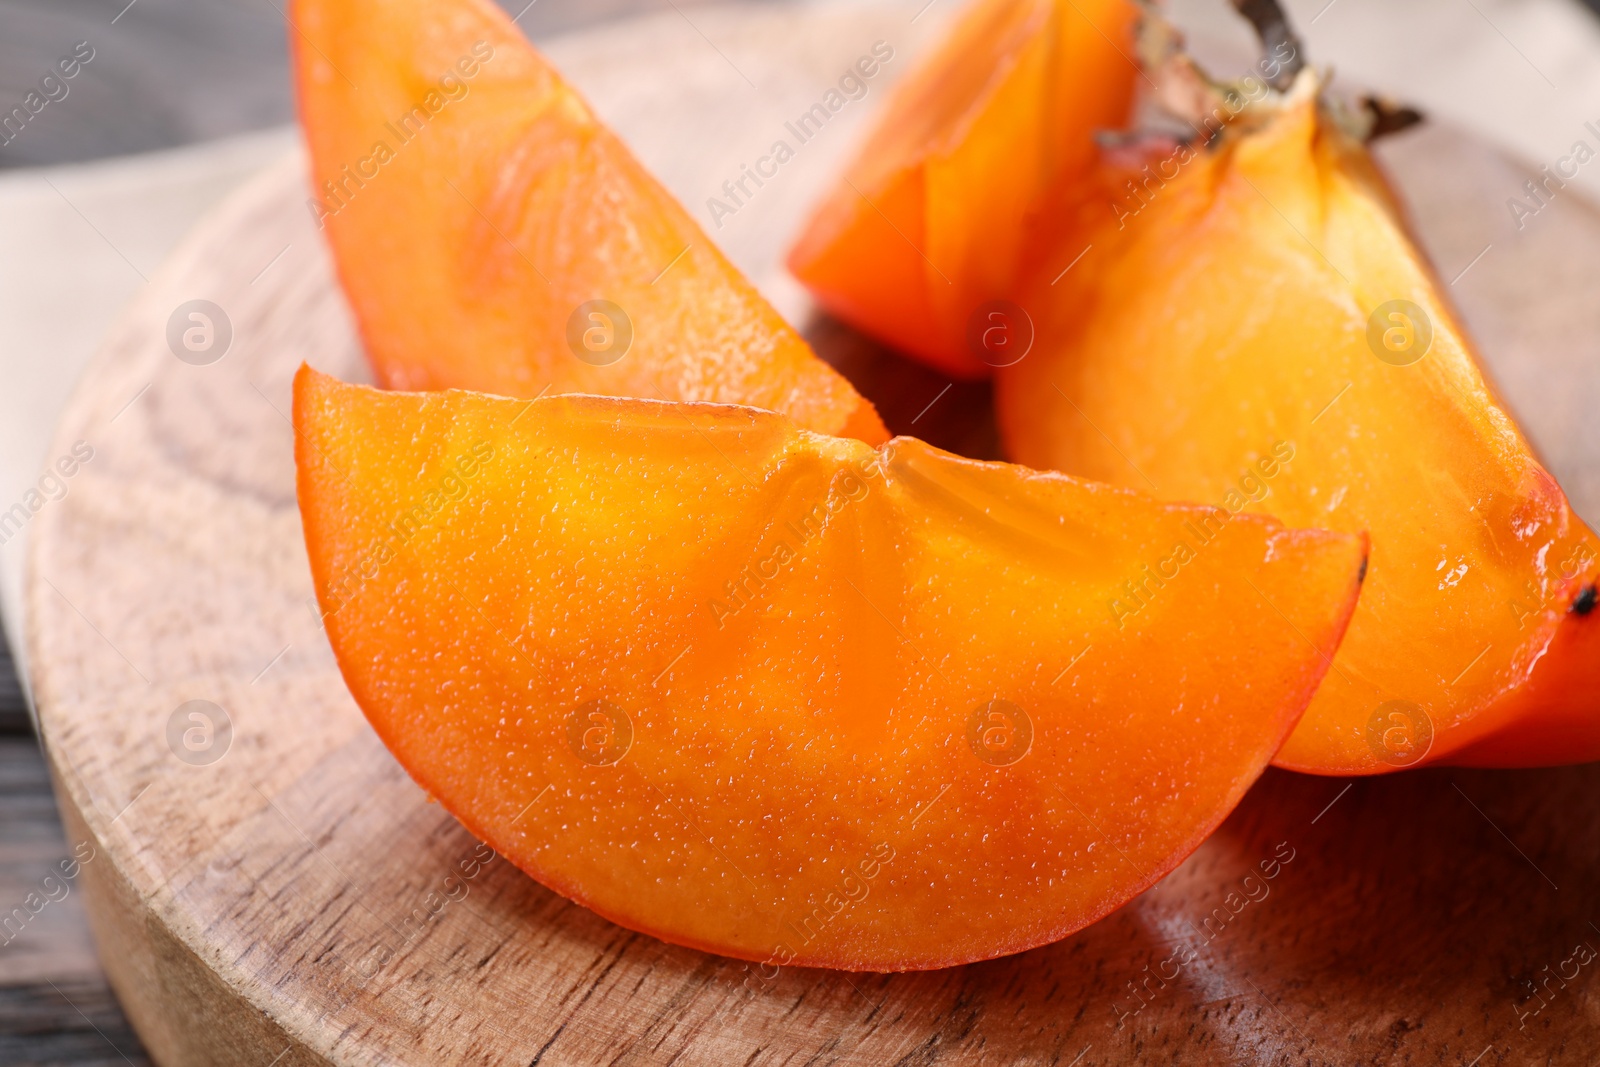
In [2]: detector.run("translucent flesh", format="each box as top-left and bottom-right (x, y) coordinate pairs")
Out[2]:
(998, 94), (1600, 772)
(293, 0), (885, 442)
(296, 364), (1366, 969)
(787, 0), (1138, 378)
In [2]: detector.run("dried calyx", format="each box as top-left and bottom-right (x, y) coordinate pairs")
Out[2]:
(1129, 0), (1422, 145)
(1229, 0), (1304, 89)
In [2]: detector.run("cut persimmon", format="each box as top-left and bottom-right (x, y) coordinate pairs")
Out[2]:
(295, 364), (1366, 969)
(788, 0), (1138, 379)
(292, 0), (884, 442)
(995, 8), (1600, 772)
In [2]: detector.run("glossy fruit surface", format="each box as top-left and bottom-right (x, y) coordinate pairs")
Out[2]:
(293, 0), (884, 442)
(998, 80), (1600, 772)
(296, 363), (1366, 969)
(788, 0), (1137, 379)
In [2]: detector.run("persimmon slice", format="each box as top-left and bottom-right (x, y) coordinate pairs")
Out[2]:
(295, 364), (1366, 969)
(788, 0), (1137, 379)
(292, 0), (885, 442)
(997, 75), (1600, 771)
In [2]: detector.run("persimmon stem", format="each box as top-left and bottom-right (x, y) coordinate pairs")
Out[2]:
(1230, 0), (1304, 90)
(1362, 95), (1425, 139)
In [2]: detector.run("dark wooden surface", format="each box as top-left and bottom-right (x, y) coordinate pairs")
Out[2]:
(0, 628), (152, 1065)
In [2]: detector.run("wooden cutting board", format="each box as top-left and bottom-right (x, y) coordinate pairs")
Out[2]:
(26, 3), (1600, 1064)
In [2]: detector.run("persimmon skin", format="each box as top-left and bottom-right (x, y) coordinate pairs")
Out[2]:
(295, 364), (1367, 970)
(292, 0), (884, 443)
(997, 83), (1600, 773)
(788, 0), (1138, 379)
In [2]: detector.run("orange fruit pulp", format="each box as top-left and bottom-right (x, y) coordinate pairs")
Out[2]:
(788, 0), (1139, 379)
(295, 364), (1367, 969)
(997, 65), (1600, 772)
(293, 0), (885, 441)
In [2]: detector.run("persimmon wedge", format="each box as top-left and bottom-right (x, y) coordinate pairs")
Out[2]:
(295, 364), (1366, 969)
(788, 0), (1137, 378)
(292, 0), (884, 442)
(996, 21), (1600, 771)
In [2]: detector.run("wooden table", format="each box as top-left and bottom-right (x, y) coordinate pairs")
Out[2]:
(0, 626), (151, 1064)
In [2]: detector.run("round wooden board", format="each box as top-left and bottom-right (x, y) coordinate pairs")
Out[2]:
(26, 3), (1600, 1064)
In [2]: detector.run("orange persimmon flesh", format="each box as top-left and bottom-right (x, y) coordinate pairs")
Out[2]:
(292, 0), (885, 442)
(998, 77), (1600, 772)
(296, 363), (1366, 969)
(788, 0), (1137, 379)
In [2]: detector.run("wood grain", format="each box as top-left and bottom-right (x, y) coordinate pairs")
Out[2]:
(0, 614), (151, 1063)
(23, 3), (1600, 1064)
(0, 731), (151, 1065)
